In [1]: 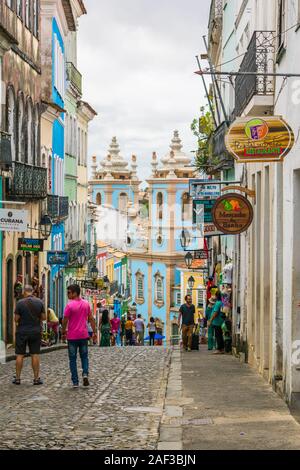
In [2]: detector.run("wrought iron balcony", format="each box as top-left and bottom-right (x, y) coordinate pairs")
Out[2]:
(59, 196), (69, 219)
(211, 121), (234, 171)
(234, 31), (276, 117)
(8, 162), (47, 199)
(66, 62), (82, 96)
(0, 131), (12, 167)
(47, 195), (69, 220)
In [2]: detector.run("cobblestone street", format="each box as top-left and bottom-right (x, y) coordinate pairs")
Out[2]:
(0, 347), (171, 450)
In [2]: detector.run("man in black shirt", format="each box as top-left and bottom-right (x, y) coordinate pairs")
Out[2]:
(13, 285), (46, 385)
(178, 295), (195, 351)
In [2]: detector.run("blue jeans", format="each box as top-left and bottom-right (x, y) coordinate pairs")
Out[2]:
(68, 339), (89, 385)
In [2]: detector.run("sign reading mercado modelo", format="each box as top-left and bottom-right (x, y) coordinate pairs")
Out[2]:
(225, 116), (294, 163)
(212, 194), (253, 235)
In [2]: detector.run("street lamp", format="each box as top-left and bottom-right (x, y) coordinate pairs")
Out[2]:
(188, 276), (195, 290)
(185, 252), (193, 269)
(91, 266), (99, 280)
(40, 214), (52, 239)
(180, 229), (191, 249)
(77, 248), (86, 267)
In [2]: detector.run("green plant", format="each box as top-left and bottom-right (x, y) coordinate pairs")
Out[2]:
(191, 105), (219, 173)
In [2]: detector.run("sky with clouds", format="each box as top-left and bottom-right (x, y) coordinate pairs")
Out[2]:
(77, 0), (211, 180)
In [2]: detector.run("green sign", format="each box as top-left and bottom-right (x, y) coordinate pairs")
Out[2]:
(18, 238), (44, 252)
(193, 200), (216, 224)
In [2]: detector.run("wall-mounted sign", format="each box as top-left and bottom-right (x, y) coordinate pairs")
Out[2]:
(204, 223), (223, 237)
(193, 200), (217, 224)
(18, 238), (44, 252)
(0, 209), (28, 232)
(212, 193), (253, 235)
(80, 280), (97, 290)
(47, 251), (69, 266)
(225, 116), (294, 163)
(189, 179), (221, 199)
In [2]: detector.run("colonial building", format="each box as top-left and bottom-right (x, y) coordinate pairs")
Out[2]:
(206, 0), (300, 411)
(0, 0), (47, 345)
(90, 131), (203, 341)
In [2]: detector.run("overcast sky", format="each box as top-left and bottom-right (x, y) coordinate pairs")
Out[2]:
(77, 0), (211, 180)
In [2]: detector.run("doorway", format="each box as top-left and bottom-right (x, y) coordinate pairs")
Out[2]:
(6, 259), (14, 344)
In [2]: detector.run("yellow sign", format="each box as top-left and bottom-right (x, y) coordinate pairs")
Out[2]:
(225, 116), (294, 163)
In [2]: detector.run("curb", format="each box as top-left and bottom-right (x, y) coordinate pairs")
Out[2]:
(4, 344), (68, 363)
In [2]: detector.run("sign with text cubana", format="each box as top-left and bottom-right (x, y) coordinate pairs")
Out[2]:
(225, 116), (294, 163)
(212, 194), (253, 235)
(0, 209), (28, 232)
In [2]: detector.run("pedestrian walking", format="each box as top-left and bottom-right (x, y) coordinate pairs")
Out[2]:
(125, 315), (134, 345)
(134, 314), (145, 345)
(178, 295), (195, 352)
(207, 291), (225, 355)
(148, 317), (156, 346)
(62, 284), (96, 387)
(13, 285), (46, 385)
(47, 307), (59, 344)
(99, 310), (111, 347)
(110, 312), (121, 346)
(121, 314), (126, 346)
(205, 297), (216, 351)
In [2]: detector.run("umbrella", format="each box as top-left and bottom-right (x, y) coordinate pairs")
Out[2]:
(144, 334), (166, 341)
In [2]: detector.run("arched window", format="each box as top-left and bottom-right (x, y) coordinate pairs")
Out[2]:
(34, 105), (40, 166)
(17, 93), (25, 162)
(7, 86), (16, 162)
(135, 270), (145, 304)
(154, 271), (164, 306)
(96, 193), (102, 206)
(26, 99), (33, 165)
(182, 192), (192, 221)
(119, 193), (128, 213)
(157, 192), (163, 220)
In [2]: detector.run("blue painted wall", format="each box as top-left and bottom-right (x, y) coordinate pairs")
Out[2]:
(151, 262), (167, 328)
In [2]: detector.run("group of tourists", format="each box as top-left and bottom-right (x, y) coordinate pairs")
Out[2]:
(12, 284), (166, 388)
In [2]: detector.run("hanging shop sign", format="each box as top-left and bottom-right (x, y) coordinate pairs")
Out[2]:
(189, 179), (221, 199)
(212, 193), (253, 235)
(193, 200), (217, 224)
(194, 250), (208, 260)
(80, 280), (97, 289)
(225, 116), (294, 163)
(47, 251), (69, 266)
(18, 238), (44, 252)
(0, 208), (28, 232)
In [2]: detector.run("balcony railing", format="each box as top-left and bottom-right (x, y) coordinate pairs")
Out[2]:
(234, 31), (276, 117)
(66, 62), (82, 96)
(47, 195), (69, 220)
(211, 121), (234, 171)
(0, 131), (12, 167)
(8, 162), (47, 199)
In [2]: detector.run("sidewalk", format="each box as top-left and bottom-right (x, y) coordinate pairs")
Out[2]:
(158, 345), (300, 450)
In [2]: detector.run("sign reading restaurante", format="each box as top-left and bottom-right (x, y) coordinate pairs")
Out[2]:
(225, 116), (294, 163)
(212, 194), (253, 235)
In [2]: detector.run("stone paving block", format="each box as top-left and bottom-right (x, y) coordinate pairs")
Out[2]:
(157, 441), (183, 450)
(165, 406), (183, 418)
(159, 426), (183, 442)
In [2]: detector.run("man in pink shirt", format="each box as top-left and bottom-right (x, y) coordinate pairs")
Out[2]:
(62, 285), (96, 388)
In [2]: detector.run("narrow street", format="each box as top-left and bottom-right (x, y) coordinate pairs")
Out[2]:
(1, 347), (300, 450)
